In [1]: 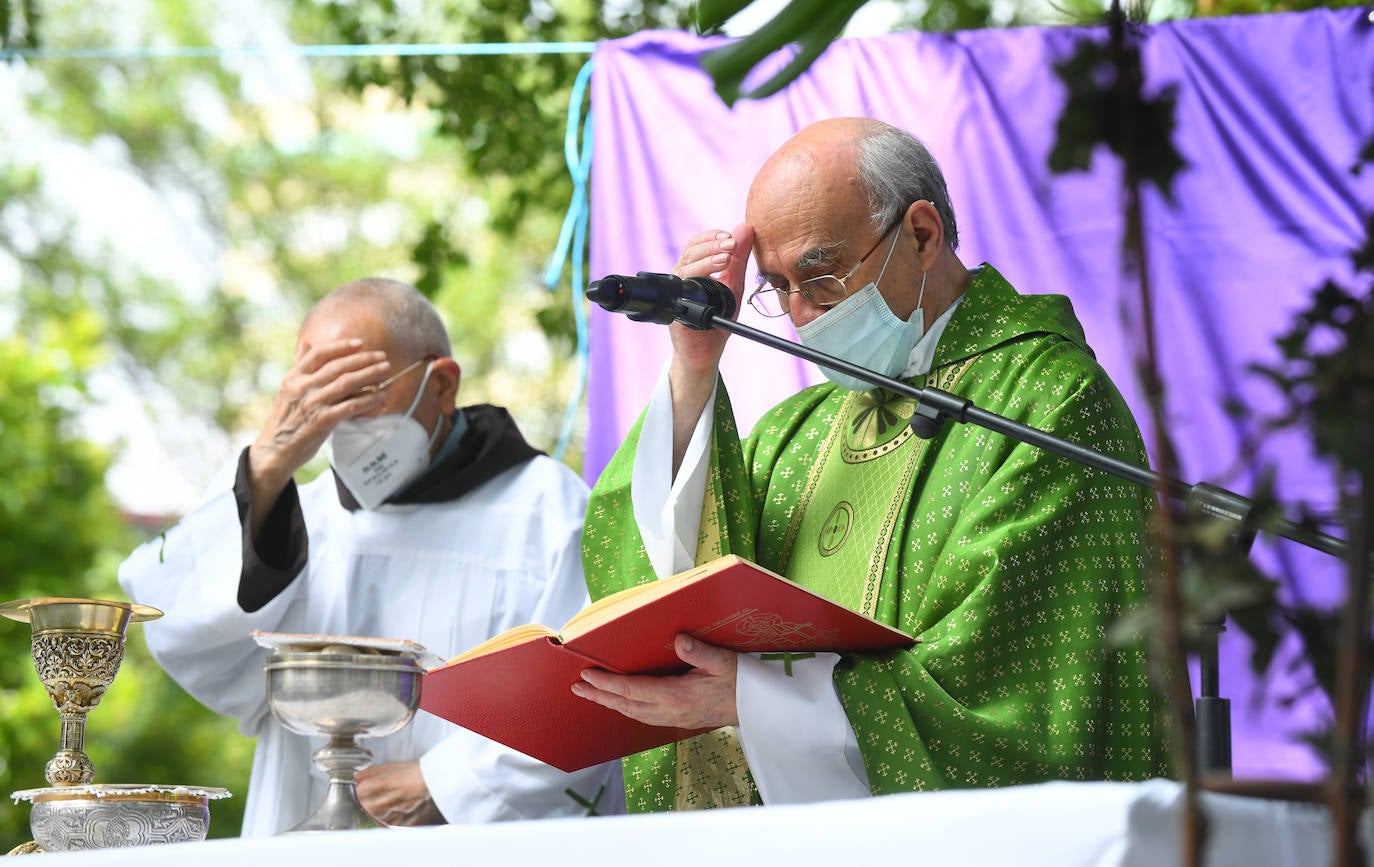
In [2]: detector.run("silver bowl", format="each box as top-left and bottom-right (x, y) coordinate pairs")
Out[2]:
(264, 650), (422, 832)
(12, 784), (230, 851)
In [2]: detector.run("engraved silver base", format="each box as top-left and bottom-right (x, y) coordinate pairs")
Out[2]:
(11, 784), (230, 851)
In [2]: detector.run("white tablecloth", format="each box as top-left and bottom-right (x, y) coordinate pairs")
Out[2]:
(19, 779), (1369, 867)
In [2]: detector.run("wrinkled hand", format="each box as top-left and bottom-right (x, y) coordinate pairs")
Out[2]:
(355, 760), (444, 826)
(247, 339), (388, 517)
(666, 224), (754, 475)
(669, 223), (754, 382)
(571, 634), (739, 729)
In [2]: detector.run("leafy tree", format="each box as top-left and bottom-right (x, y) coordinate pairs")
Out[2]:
(0, 0), (607, 846)
(0, 0), (1365, 856)
(0, 311), (255, 849)
(689, 2), (1371, 864)
(291, 0), (688, 234)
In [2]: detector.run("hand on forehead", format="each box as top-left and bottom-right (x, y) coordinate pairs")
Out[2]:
(297, 301), (398, 361)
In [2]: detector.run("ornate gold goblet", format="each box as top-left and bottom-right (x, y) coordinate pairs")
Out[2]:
(0, 597), (162, 787)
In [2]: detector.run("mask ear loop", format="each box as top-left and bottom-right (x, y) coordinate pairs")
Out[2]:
(403, 361), (445, 450)
(868, 221), (903, 293)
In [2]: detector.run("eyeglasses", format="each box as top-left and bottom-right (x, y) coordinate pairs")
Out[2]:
(746, 222), (901, 318)
(360, 355), (438, 394)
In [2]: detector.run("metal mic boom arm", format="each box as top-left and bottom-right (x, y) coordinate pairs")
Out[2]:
(588, 276), (1356, 776)
(696, 309), (1349, 560)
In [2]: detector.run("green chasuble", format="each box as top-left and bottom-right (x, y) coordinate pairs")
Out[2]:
(583, 265), (1174, 813)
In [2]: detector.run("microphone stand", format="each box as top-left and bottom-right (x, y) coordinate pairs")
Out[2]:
(684, 301), (1350, 775)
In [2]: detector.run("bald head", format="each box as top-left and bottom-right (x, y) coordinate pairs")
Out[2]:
(749, 118), (959, 250)
(303, 277), (452, 362)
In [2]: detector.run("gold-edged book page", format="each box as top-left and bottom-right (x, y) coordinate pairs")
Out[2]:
(441, 624), (557, 666)
(561, 555), (750, 638)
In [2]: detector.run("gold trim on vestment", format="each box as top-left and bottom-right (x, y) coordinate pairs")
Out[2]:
(670, 462), (756, 810)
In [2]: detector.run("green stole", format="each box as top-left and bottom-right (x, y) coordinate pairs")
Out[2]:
(778, 359), (976, 616)
(583, 265), (1173, 812)
(584, 393), (763, 812)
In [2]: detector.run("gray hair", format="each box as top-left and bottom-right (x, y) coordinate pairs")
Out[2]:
(306, 277), (452, 360)
(855, 125), (960, 250)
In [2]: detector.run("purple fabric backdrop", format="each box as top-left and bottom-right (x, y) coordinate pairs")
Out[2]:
(585, 9), (1374, 779)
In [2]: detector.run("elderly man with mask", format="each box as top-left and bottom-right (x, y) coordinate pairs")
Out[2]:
(119, 277), (624, 835)
(574, 117), (1173, 812)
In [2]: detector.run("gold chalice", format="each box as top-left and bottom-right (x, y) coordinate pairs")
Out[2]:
(0, 597), (162, 786)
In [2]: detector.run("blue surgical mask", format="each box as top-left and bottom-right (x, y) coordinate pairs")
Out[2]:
(795, 257), (927, 393)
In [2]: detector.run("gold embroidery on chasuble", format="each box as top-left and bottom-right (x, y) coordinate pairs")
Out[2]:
(672, 728), (754, 810)
(777, 360), (979, 619)
(672, 464), (757, 811)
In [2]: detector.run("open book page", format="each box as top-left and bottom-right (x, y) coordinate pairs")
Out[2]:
(561, 555), (913, 676)
(558, 556), (750, 638)
(418, 554), (915, 772)
(440, 624), (558, 666)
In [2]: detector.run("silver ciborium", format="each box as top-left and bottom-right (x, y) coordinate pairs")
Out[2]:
(10, 783), (230, 851)
(0, 597), (162, 786)
(263, 642), (423, 833)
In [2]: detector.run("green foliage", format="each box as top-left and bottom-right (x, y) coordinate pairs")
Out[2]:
(698, 0), (867, 105)
(296, 0), (688, 235)
(411, 217), (472, 300)
(692, 0), (1370, 111)
(0, 325), (120, 595)
(0, 0), (38, 49)
(1244, 234), (1373, 764)
(1048, 31), (1186, 200)
(0, 321), (251, 848)
(1257, 278), (1374, 473)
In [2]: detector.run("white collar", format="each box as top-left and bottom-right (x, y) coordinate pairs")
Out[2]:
(901, 292), (964, 379)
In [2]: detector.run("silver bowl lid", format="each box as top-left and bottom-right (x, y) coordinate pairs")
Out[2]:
(253, 631), (442, 668)
(12, 783), (231, 803)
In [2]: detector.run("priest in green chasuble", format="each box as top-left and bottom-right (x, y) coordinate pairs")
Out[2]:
(573, 117), (1175, 812)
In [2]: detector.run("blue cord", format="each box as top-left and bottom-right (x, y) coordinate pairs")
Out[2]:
(545, 58), (594, 463)
(0, 42), (597, 61)
(4, 37), (601, 464)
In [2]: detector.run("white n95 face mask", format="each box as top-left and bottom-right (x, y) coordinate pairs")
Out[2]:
(326, 361), (441, 510)
(795, 262), (927, 393)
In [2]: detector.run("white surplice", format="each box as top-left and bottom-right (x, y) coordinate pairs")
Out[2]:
(118, 453), (625, 836)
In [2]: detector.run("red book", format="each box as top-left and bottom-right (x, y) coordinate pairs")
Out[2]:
(418, 555), (915, 772)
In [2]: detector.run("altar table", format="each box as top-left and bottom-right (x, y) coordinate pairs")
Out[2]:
(20, 778), (1367, 867)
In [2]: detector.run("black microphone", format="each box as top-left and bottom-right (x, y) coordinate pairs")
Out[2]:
(586, 272), (736, 331)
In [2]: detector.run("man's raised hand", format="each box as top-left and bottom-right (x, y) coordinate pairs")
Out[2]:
(245, 339), (389, 524)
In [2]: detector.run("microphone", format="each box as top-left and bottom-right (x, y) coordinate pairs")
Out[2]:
(586, 272), (736, 330)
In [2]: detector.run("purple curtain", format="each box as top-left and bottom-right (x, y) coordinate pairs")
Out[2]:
(585, 8), (1374, 780)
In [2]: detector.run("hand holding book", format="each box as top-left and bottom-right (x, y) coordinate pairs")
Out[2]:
(418, 555), (915, 772)
(572, 632), (743, 729)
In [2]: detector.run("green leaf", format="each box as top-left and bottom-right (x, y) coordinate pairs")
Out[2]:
(695, 0), (755, 33)
(699, 0), (864, 106)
